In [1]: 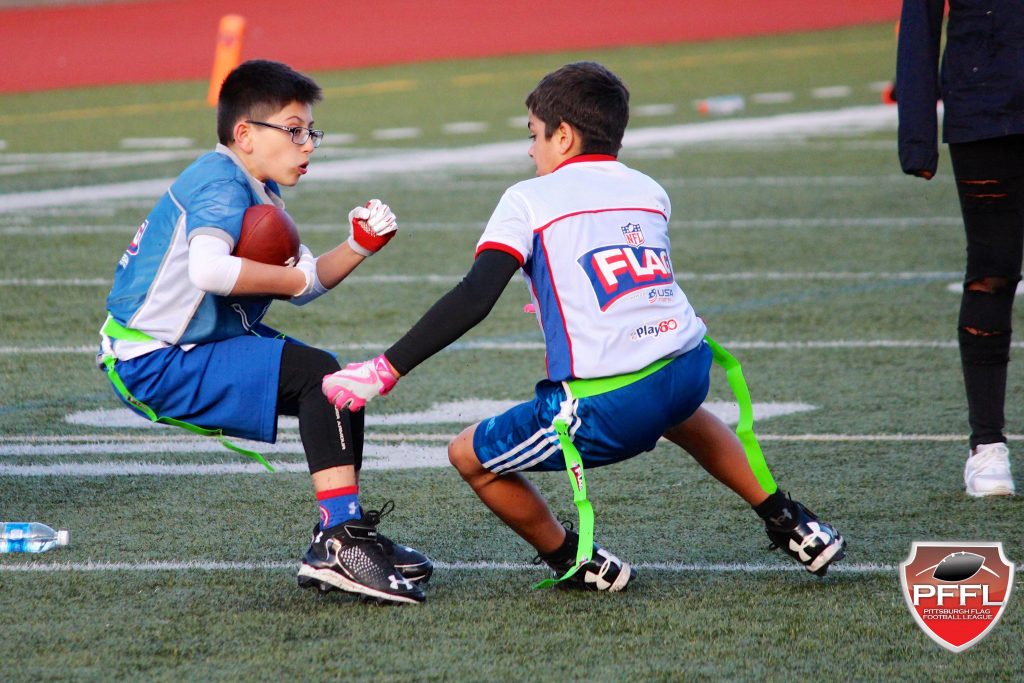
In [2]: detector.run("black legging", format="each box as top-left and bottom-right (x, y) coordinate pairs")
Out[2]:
(277, 342), (363, 473)
(949, 135), (1024, 448)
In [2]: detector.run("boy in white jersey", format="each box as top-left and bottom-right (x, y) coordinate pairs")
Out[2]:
(99, 60), (429, 604)
(323, 62), (846, 590)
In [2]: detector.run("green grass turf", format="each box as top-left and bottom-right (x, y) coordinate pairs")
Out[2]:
(2, 22), (1023, 682)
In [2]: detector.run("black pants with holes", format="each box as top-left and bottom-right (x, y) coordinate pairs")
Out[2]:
(949, 136), (1024, 448)
(277, 343), (363, 473)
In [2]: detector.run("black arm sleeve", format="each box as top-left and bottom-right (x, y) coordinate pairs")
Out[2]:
(384, 249), (521, 375)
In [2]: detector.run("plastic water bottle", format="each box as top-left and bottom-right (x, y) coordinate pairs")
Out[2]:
(0, 522), (70, 553)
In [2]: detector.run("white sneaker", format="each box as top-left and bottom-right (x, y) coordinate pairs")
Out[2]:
(964, 443), (1016, 497)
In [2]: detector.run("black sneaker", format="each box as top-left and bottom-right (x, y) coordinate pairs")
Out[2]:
(297, 515), (425, 605)
(377, 533), (433, 585)
(537, 529), (636, 592)
(365, 500), (434, 584)
(764, 499), (846, 577)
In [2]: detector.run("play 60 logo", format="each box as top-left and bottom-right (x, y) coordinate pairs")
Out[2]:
(630, 318), (678, 341)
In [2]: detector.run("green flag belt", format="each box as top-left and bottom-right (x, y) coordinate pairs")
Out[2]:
(535, 337), (775, 589)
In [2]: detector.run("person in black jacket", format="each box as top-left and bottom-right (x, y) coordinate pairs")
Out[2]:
(896, 0), (1020, 496)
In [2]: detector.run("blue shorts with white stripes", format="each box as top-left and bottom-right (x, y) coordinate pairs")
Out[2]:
(472, 342), (712, 473)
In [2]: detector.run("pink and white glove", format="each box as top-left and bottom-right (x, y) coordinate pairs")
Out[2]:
(322, 354), (399, 411)
(347, 198), (398, 256)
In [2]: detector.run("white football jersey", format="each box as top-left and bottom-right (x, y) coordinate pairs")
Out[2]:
(476, 155), (706, 381)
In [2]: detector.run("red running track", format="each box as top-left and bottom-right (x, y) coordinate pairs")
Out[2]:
(0, 0), (900, 93)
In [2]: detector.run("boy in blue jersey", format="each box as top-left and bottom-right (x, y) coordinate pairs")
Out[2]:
(99, 60), (428, 604)
(322, 62), (846, 591)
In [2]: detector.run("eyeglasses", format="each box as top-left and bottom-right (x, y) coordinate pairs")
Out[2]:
(245, 120), (324, 148)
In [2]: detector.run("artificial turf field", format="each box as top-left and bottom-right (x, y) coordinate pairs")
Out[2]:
(1, 22), (1021, 681)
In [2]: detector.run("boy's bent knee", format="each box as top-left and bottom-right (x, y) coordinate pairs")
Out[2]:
(280, 343), (340, 390)
(301, 346), (341, 374)
(448, 424), (485, 479)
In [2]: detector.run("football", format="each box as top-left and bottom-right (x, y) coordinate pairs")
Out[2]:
(234, 205), (301, 267)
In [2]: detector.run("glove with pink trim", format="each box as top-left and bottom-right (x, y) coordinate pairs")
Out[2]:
(322, 354), (399, 411)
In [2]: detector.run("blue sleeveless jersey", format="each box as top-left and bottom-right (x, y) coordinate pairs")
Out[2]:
(104, 145), (282, 358)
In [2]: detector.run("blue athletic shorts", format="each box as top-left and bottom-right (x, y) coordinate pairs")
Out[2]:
(473, 341), (712, 473)
(109, 332), (287, 443)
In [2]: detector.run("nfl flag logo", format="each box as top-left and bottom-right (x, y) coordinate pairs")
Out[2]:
(621, 223), (644, 246)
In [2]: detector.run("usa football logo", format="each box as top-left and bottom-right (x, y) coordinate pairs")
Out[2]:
(621, 222), (645, 246)
(900, 541), (1015, 652)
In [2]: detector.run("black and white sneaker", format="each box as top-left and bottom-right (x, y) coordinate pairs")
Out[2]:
(367, 500), (433, 584)
(764, 499), (846, 577)
(297, 514), (425, 605)
(377, 532), (433, 585)
(538, 529), (636, 592)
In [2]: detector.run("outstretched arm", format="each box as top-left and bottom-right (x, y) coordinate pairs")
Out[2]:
(323, 248), (521, 410)
(385, 249), (520, 375)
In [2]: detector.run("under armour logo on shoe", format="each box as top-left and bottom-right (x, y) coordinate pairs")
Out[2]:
(389, 574), (414, 591)
(789, 521), (831, 562)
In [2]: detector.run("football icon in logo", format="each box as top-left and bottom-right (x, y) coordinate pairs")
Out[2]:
(929, 551), (988, 582)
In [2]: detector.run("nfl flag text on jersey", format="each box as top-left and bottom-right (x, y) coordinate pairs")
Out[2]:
(578, 229), (675, 311)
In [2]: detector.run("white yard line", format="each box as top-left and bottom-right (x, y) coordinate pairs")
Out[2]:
(0, 271), (962, 288)
(0, 452), (450, 475)
(119, 138), (195, 149)
(0, 150), (199, 176)
(2, 433), (1019, 474)
(10, 339), (1024, 356)
(751, 92), (795, 104)
(100, 215), (949, 231)
(0, 559), (904, 573)
(634, 104), (677, 116)
(0, 105), (899, 212)
(811, 86), (853, 99)
(0, 278), (110, 286)
(0, 178), (173, 212)
(2, 432), (1019, 448)
(674, 217), (962, 229)
(371, 127), (422, 140)
(658, 175), (910, 187)
(442, 121), (489, 134)
(0, 214), (954, 237)
(0, 432), (451, 444)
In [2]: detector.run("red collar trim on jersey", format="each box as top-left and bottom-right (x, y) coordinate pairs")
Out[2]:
(553, 154), (618, 172)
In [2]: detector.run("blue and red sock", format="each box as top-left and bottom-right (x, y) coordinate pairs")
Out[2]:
(317, 485), (361, 529)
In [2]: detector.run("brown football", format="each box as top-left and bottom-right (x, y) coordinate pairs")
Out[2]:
(234, 205), (301, 266)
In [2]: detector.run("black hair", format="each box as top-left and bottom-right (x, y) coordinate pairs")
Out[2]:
(525, 62), (629, 155)
(216, 60), (323, 145)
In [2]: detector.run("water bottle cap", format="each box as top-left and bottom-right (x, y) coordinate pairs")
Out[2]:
(56, 529), (70, 546)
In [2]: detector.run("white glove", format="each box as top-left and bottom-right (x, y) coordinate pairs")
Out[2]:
(347, 199), (398, 256)
(290, 244), (326, 303)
